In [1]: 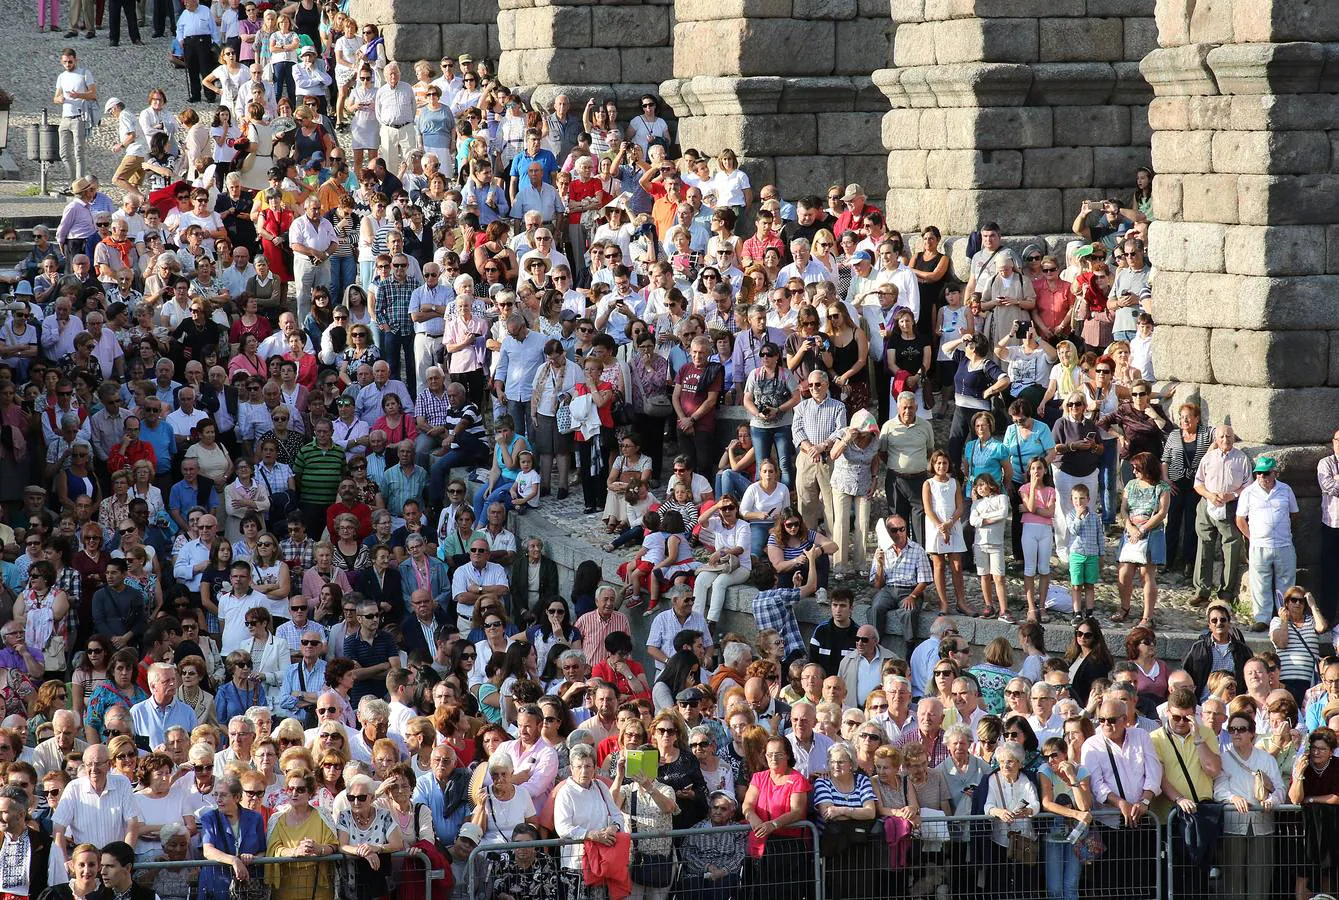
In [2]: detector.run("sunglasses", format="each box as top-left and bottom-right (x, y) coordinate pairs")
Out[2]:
(1227, 725), (1252, 734)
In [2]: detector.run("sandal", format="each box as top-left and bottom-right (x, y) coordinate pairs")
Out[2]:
(1109, 606), (1132, 624)
(601, 542), (617, 553)
(1038, 610), (1052, 624)
(956, 602), (977, 617)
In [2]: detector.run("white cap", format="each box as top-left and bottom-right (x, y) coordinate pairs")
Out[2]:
(104, 97), (123, 114)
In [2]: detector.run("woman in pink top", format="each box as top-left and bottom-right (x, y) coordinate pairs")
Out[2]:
(1031, 254), (1073, 341)
(742, 735), (811, 899)
(1018, 457), (1057, 623)
(442, 294), (489, 408)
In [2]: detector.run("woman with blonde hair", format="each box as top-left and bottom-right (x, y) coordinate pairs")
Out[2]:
(267, 768), (337, 900)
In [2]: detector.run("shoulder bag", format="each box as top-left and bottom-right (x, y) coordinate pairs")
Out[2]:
(994, 773), (1039, 864)
(627, 791), (674, 888)
(1167, 732), (1224, 869)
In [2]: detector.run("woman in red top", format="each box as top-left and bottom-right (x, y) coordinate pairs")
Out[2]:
(372, 392), (417, 445)
(229, 292), (273, 349)
(567, 154), (609, 275)
(281, 330), (318, 389)
(572, 357), (614, 514)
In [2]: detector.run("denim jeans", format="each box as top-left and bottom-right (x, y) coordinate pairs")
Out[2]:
(1248, 542), (1296, 623)
(750, 425), (795, 488)
(749, 521), (773, 557)
(473, 477), (515, 521)
(506, 399), (531, 440)
(329, 254), (356, 307)
(428, 431), (488, 507)
(715, 469), (752, 502)
(1099, 438), (1118, 524)
(1044, 838), (1081, 900)
(377, 328), (415, 394)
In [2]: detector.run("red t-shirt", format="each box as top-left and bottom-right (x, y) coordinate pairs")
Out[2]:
(568, 178), (609, 226)
(675, 363), (724, 431)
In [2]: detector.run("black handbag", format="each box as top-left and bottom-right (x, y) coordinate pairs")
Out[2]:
(1166, 734), (1224, 869)
(627, 792), (675, 888)
(819, 817), (875, 857)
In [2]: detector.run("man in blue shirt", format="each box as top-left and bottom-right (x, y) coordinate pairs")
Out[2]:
(507, 129), (558, 202)
(412, 743), (471, 845)
(278, 629), (328, 726)
(130, 662), (198, 747)
(137, 396), (175, 479)
(167, 457), (216, 533)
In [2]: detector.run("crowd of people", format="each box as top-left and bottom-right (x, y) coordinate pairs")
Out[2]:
(7, 4), (1338, 900)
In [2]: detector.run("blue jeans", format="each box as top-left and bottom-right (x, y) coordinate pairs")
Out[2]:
(1099, 438), (1118, 524)
(428, 431), (488, 507)
(715, 469), (752, 502)
(272, 61), (295, 107)
(1045, 838), (1081, 900)
(474, 478), (515, 521)
(506, 399), (531, 440)
(329, 255), (356, 306)
(750, 425), (795, 489)
(749, 521), (773, 557)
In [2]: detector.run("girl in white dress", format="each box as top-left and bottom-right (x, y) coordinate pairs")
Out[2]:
(343, 66), (380, 171)
(922, 449), (968, 615)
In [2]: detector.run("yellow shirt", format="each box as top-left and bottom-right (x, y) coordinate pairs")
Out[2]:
(1151, 724), (1218, 815)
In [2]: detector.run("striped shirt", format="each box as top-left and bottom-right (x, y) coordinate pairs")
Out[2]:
(292, 441), (347, 504)
(573, 610), (630, 668)
(812, 773), (876, 822)
(791, 395), (848, 450)
(1161, 424), (1213, 483)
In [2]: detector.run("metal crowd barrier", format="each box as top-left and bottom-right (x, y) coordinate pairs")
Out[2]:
(132, 848), (443, 900)
(464, 822), (821, 900)
(463, 813), (1167, 900)
(1166, 804), (1316, 900)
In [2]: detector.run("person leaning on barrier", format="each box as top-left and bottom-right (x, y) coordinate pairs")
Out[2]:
(267, 767), (337, 900)
(1213, 710), (1284, 900)
(678, 790), (745, 900)
(488, 822), (560, 900)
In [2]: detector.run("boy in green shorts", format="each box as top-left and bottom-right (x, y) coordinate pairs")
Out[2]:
(1065, 483), (1102, 624)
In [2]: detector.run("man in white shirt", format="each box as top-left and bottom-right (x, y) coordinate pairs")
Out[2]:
(493, 314), (547, 440)
(408, 262), (451, 393)
(838, 625), (894, 708)
(774, 237), (831, 288)
(1235, 455), (1299, 631)
(449, 538), (509, 635)
(908, 616), (957, 699)
(53, 49), (97, 189)
(219, 245), (255, 300)
(1027, 682), (1064, 741)
(386, 668), (416, 740)
(786, 701), (833, 779)
(107, 97), (146, 194)
(258, 312), (314, 360)
(288, 196), (337, 323)
(165, 386), (208, 451)
(374, 62), (417, 174)
(216, 560), (271, 654)
(51, 744), (138, 867)
(646, 590), (712, 674)
(874, 240), (922, 322)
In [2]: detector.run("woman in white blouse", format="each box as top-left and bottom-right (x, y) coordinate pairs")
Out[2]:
(239, 608), (287, 708)
(553, 743), (622, 898)
(739, 459), (792, 557)
(984, 741), (1039, 896)
(693, 497), (752, 625)
(1214, 712), (1283, 900)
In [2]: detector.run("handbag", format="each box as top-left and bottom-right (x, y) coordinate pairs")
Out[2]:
(820, 817), (875, 857)
(1007, 829), (1039, 864)
(1166, 735), (1224, 869)
(1117, 535), (1148, 564)
(642, 390), (674, 418)
(229, 876), (271, 900)
(555, 392), (576, 435)
(611, 390), (633, 427)
(627, 793), (674, 889)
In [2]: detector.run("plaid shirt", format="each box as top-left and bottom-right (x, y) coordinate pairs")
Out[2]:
(753, 587), (805, 659)
(55, 566), (81, 639)
(869, 540), (932, 588)
(415, 386), (453, 428)
(1066, 509), (1103, 557)
(791, 395), (848, 450)
(280, 537), (315, 580)
(373, 275), (421, 336)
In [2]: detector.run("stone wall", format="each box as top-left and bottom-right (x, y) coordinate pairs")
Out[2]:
(496, 0), (673, 111)
(658, 0), (892, 200)
(349, 0), (498, 68)
(1143, 5), (1339, 564)
(871, 0), (1156, 236)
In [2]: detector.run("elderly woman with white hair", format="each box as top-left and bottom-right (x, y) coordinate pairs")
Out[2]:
(553, 742), (623, 900)
(335, 772), (405, 894)
(983, 741), (1040, 895)
(443, 285), (490, 409)
(611, 728), (679, 900)
(473, 751), (537, 845)
(813, 740), (878, 896)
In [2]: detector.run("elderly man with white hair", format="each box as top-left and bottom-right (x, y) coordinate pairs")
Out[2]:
(786, 701), (833, 779)
(775, 237), (832, 288)
(130, 662), (198, 747)
(838, 625), (895, 708)
(33, 709), (87, 777)
(573, 585), (630, 670)
(213, 716), (258, 776)
(348, 696), (408, 763)
(408, 262), (452, 393)
(374, 62), (418, 174)
(52, 744), (139, 865)
(171, 743), (219, 812)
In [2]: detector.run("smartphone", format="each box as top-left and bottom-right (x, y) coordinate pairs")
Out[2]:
(1014, 319), (1031, 339)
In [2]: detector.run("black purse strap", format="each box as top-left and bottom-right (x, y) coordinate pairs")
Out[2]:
(1167, 732), (1200, 804)
(1288, 617), (1322, 671)
(1105, 740), (1127, 802)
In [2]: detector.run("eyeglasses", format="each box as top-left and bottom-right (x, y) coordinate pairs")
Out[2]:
(484, 620), (504, 629)
(887, 526), (907, 533)
(689, 741), (711, 749)
(654, 727), (677, 736)
(460, 652), (477, 660)
(934, 669), (954, 677)
(1208, 617), (1229, 625)
(854, 636), (872, 644)
(1044, 751), (1063, 760)
(1227, 725), (1252, 735)
(348, 794), (370, 802)
(1097, 716), (1122, 725)
(1168, 713), (1193, 724)
(858, 733), (882, 741)
(192, 764), (212, 773)
(1076, 630), (1094, 638)
(1005, 689), (1026, 697)
(300, 639), (321, 647)
(1131, 391), (1150, 398)
(1041, 267), (1058, 273)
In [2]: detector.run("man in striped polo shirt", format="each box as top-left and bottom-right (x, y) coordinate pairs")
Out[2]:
(293, 418), (347, 539)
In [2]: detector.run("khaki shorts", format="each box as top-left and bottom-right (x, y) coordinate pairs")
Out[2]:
(113, 153), (144, 186)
